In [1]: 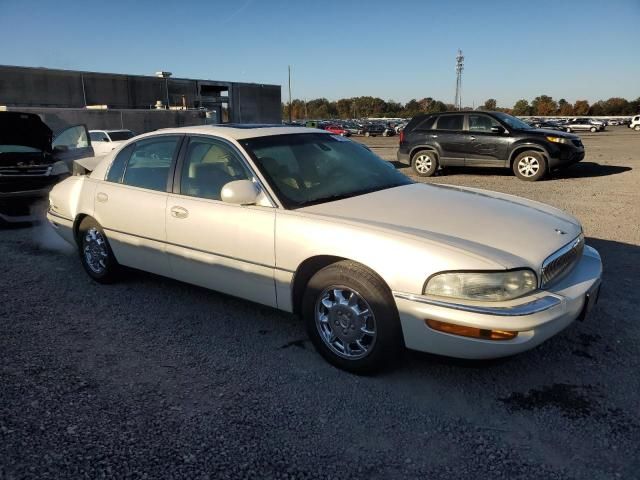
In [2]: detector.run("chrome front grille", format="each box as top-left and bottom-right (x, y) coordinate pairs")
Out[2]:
(541, 234), (584, 287)
(0, 165), (51, 176)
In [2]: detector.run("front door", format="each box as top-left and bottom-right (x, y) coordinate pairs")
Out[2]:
(93, 135), (183, 276)
(52, 124), (95, 169)
(164, 135), (277, 307)
(463, 113), (511, 167)
(433, 114), (466, 166)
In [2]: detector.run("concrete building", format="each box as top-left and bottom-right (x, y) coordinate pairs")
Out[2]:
(0, 65), (281, 132)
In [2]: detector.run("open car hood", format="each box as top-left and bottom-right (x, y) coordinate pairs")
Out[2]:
(0, 112), (53, 153)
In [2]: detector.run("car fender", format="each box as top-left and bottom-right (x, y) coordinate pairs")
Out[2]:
(409, 144), (441, 161)
(48, 175), (97, 243)
(508, 141), (552, 166)
(275, 210), (506, 312)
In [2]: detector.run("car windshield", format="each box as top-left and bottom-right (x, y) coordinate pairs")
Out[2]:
(493, 112), (533, 130)
(108, 131), (135, 141)
(240, 133), (412, 209)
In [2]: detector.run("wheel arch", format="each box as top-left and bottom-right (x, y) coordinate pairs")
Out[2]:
(73, 213), (90, 245)
(290, 255), (394, 317)
(509, 144), (550, 170)
(409, 145), (439, 161)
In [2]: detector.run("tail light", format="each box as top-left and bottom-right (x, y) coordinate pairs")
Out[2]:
(399, 130), (405, 144)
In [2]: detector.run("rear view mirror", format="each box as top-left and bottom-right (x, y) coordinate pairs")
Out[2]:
(221, 180), (259, 205)
(490, 126), (506, 134)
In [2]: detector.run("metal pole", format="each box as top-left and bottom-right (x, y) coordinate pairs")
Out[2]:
(165, 78), (170, 109)
(288, 65), (292, 123)
(81, 74), (87, 107)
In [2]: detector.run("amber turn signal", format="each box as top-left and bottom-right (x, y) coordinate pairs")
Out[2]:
(426, 319), (518, 341)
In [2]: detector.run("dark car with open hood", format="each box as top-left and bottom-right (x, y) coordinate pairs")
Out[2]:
(0, 112), (94, 223)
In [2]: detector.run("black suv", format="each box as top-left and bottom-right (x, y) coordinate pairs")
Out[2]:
(397, 111), (585, 181)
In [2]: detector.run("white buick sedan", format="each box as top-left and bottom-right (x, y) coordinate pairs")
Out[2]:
(47, 125), (602, 373)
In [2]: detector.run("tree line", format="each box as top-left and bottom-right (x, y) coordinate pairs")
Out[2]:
(282, 95), (640, 119)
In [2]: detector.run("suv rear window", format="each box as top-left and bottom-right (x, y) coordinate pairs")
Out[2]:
(415, 116), (437, 131)
(435, 115), (464, 131)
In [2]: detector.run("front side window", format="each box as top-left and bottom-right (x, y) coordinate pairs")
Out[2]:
(435, 115), (464, 131)
(121, 136), (180, 191)
(180, 137), (251, 200)
(468, 114), (501, 132)
(241, 133), (412, 209)
(492, 112), (532, 130)
(89, 131), (107, 142)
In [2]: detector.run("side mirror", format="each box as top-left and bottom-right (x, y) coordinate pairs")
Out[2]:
(490, 126), (506, 134)
(53, 145), (69, 153)
(221, 180), (259, 205)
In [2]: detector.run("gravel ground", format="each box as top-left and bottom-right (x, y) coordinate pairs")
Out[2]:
(1, 127), (639, 479)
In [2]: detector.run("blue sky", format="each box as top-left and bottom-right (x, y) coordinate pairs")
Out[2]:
(1, 0), (638, 107)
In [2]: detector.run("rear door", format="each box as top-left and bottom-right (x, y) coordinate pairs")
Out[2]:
(432, 114), (466, 166)
(93, 134), (183, 276)
(463, 113), (511, 167)
(52, 125), (94, 169)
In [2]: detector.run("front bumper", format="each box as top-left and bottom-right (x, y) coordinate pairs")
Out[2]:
(393, 245), (602, 359)
(548, 145), (585, 169)
(0, 173), (68, 223)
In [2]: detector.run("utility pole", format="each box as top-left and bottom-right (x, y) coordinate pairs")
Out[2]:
(288, 65), (292, 123)
(454, 49), (464, 111)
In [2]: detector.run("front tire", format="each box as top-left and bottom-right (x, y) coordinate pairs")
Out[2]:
(77, 217), (120, 283)
(302, 261), (403, 374)
(513, 151), (547, 181)
(635, 125), (640, 131)
(411, 150), (438, 177)
(590, 126), (597, 132)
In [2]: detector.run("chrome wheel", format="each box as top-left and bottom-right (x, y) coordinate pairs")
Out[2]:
(315, 287), (376, 360)
(517, 156), (540, 178)
(83, 227), (108, 274)
(414, 154), (433, 174)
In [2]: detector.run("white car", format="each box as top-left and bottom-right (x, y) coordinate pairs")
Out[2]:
(630, 115), (640, 131)
(47, 126), (602, 373)
(89, 130), (136, 155)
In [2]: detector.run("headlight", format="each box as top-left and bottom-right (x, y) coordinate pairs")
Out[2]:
(424, 269), (537, 302)
(546, 136), (571, 144)
(50, 161), (70, 176)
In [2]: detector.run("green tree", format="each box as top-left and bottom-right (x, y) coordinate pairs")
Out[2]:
(531, 95), (558, 116)
(512, 99), (531, 116)
(482, 98), (497, 111)
(573, 100), (590, 116)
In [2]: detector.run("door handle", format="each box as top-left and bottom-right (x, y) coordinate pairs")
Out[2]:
(96, 192), (108, 203)
(469, 136), (476, 141)
(429, 134), (438, 138)
(170, 206), (189, 219)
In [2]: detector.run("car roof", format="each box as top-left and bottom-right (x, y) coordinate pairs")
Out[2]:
(89, 129), (134, 133)
(133, 124), (327, 141)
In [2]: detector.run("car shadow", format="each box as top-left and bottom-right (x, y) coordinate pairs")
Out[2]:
(391, 162), (631, 180)
(551, 162), (631, 179)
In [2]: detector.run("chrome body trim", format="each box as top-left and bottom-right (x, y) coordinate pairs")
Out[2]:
(540, 233), (584, 287)
(393, 292), (561, 317)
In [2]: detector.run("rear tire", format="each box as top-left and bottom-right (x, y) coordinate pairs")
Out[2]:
(590, 126), (597, 132)
(302, 261), (403, 374)
(411, 150), (438, 177)
(77, 217), (120, 283)
(513, 151), (547, 181)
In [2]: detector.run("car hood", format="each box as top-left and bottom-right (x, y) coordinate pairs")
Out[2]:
(0, 112), (52, 153)
(298, 183), (582, 270)
(524, 128), (578, 139)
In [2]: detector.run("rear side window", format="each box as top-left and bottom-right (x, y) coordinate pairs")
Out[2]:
(435, 115), (464, 131)
(106, 143), (134, 183)
(121, 136), (181, 192)
(415, 116), (437, 131)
